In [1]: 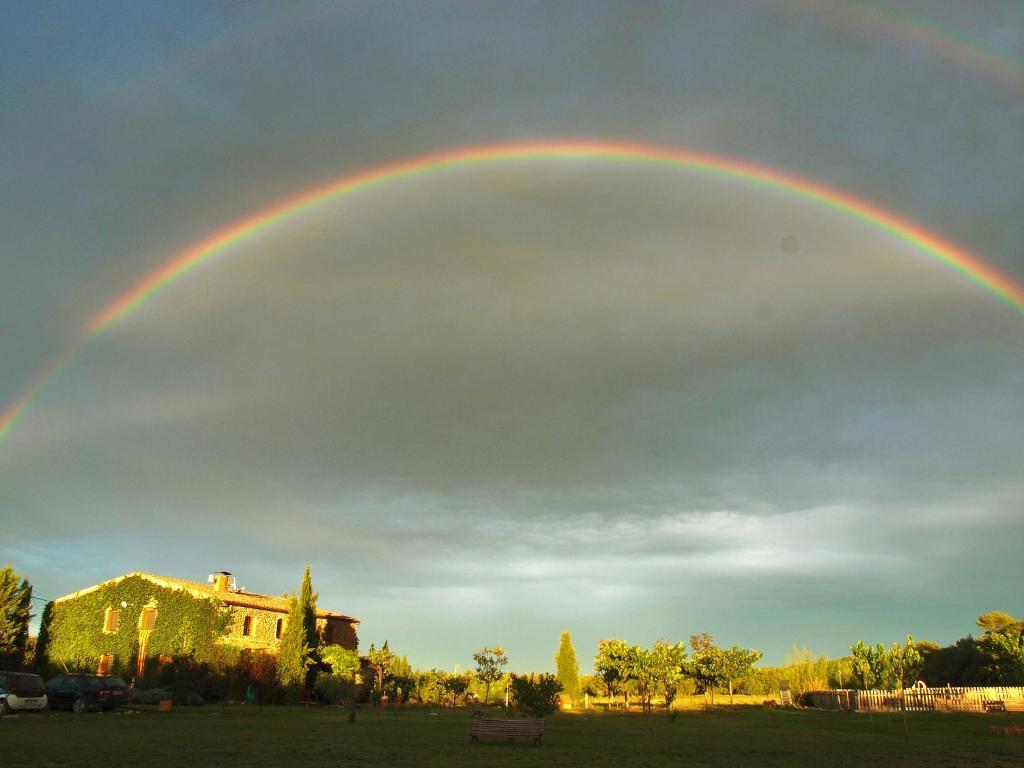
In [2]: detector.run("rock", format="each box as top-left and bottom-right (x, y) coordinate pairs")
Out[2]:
(142, 688), (169, 705)
(187, 693), (205, 707)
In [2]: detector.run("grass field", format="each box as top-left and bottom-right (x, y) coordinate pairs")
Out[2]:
(4, 703), (1024, 767)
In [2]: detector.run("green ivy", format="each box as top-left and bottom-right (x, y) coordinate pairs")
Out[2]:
(37, 575), (229, 679)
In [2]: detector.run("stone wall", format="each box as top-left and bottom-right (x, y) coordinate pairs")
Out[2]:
(224, 606), (286, 648)
(318, 617), (358, 651)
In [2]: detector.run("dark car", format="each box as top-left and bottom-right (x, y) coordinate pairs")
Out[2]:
(0, 671), (48, 714)
(46, 674), (128, 713)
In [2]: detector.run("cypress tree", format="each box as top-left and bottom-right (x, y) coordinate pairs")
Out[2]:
(555, 630), (581, 704)
(0, 565), (32, 669)
(276, 593), (311, 698)
(299, 565), (319, 651)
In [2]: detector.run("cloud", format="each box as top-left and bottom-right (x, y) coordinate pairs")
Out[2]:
(2, 0), (1023, 668)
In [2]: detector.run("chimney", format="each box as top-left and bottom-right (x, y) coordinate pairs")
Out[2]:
(211, 571), (234, 593)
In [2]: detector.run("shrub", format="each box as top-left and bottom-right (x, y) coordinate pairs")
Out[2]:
(510, 673), (562, 717)
(314, 673), (357, 705)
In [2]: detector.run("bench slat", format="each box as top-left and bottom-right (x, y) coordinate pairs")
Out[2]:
(469, 717), (545, 745)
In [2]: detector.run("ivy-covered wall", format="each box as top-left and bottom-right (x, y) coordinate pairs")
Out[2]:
(38, 575), (228, 678)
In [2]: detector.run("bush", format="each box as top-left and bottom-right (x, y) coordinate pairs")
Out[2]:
(510, 674), (562, 717)
(314, 674), (357, 705)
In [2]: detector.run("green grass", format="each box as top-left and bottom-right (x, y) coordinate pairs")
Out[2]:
(3, 704), (1024, 767)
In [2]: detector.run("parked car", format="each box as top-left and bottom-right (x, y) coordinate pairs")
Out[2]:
(46, 674), (128, 713)
(0, 671), (48, 714)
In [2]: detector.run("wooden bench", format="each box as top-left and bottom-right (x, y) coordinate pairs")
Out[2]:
(468, 717), (545, 745)
(989, 724), (1023, 736)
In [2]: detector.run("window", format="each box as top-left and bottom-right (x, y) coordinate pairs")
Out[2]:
(103, 607), (120, 633)
(140, 607), (157, 631)
(242, 615), (253, 636)
(97, 654), (114, 675)
(275, 618), (283, 639)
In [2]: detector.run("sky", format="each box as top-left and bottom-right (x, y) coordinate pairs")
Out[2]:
(1, 1), (1023, 672)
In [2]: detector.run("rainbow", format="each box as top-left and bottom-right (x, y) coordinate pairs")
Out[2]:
(2, 139), (1023, 444)
(803, 0), (1024, 90)
(120, 1), (1024, 97)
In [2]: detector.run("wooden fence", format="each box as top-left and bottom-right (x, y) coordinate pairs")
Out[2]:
(809, 687), (1024, 713)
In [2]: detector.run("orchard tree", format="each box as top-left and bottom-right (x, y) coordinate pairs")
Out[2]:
(850, 640), (885, 689)
(0, 566), (32, 669)
(594, 638), (630, 706)
(720, 647), (763, 705)
(472, 646), (509, 705)
(366, 641), (397, 692)
(851, 637), (922, 693)
(510, 673), (563, 717)
(650, 640), (687, 710)
(554, 631), (581, 704)
(889, 636), (923, 691)
(417, 669), (449, 707)
(444, 673), (472, 706)
(685, 633), (727, 707)
(623, 645), (658, 712)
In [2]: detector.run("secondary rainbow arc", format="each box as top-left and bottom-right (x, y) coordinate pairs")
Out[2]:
(2, 139), (1022, 445)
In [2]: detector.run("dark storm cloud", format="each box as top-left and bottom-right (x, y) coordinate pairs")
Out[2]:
(2, 1), (1023, 667)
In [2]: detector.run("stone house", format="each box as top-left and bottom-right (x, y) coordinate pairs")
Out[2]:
(43, 570), (358, 678)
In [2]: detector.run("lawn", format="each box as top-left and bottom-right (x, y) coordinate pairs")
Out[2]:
(3, 704), (1024, 767)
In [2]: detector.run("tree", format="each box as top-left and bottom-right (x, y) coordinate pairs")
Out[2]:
(299, 566), (319, 651)
(472, 646), (508, 705)
(0, 566), (32, 669)
(554, 631), (581, 704)
(299, 566), (320, 691)
(851, 637), (922, 693)
(619, 645), (654, 712)
(276, 593), (313, 696)
(389, 654), (415, 701)
(510, 674), (562, 717)
(851, 641), (885, 689)
(594, 638), (630, 706)
(321, 644), (360, 678)
(977, 611), (1021, 635)
(366, 641), (397, 693)
(889, 636), (923, 691)
(976, 611), (1024, 684)
(416, 668), (449, 707)
(650, 640), (687, 711)
(917, 636), (989, 686)
(685, 633), (727, 708)
(444, 672), (472, 707)
(720, 647), (763, 705)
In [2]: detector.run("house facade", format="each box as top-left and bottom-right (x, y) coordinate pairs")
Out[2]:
(38, 571), (358, 678)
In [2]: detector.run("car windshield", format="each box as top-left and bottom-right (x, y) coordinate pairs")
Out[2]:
(79, 677), (102, 691)
(101, 677), (127, 689)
